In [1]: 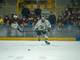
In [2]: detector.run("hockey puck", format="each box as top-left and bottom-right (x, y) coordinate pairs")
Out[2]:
(28, 49), (30, 51)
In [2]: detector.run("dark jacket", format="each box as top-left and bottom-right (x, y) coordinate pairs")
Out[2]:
(48, 14), (56, 24)
(22, 8), (30, 18)
(3, 18), (9, 23)
(34, 8), (42, 17)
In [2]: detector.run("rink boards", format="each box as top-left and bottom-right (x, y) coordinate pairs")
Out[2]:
(0, 24), (80, 41)
(0, 37), (80, 41)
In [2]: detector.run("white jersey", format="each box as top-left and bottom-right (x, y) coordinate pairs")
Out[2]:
(11, 22), (18, 29)
(35, 19), (51, 30)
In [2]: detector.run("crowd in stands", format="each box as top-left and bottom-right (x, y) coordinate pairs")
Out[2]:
(57, 5), (80, 26)
(0, 5), (80, 27)
(0, 5), (42, 27)
(0, 5), (56, 27)
(70, 0), (80, 6)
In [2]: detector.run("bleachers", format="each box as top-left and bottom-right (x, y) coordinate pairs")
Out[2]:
(33, 4), (37, 9)
(18, 0), (24, 3)
(47, 0), (53, 3)
(27, 4), (31, 9)
(40, 4), (45, 9)
(0, 0), (72, 18)
(47, 4), (52, 9)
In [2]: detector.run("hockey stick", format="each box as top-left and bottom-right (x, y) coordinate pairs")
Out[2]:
(17, 28), (23, 32)
(21, 30), (35, 32)
(17, 28), (50, 32)
(17, 27), (35, 32)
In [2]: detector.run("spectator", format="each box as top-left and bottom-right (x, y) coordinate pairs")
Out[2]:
(63, 8), (69, 21)
(3, 15), (10, 26)
(57, 16), (64, 27)
(34, 6), (42, 18)
(74, 0), (79, 10)
(67, 4), (73, 13)
(70, 11), (78, 25)
(0, 16), (4, 24)
(70, 0), (78, 6)
(74, 0), (78, 6)
(21, 5), (30, 18)
(70, 0), (79, 11)
(29, 10), (36, 25)
(64, 11), (71, 24)
(63, 7), (72, 24)
(48, 11), (56, 24)
(77, 11), (80, 29)
(77, 11), (80, 21)
(21, 18), (28, 27)
(77, 0), (80, 6)
(64, 8), (69, 17)
(67, 11), (72, 24)
(11, 15), (22, 25)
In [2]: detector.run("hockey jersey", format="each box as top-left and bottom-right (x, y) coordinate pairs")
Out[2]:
(35, 19), (51, 30)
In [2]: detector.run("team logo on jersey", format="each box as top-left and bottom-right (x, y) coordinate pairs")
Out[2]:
(40, 25), (44, 29)
(40, 25), (42, 27)
(45, 22), (47, 24)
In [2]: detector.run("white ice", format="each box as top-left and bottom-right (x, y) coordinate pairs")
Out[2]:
(0, 41), (80, 60)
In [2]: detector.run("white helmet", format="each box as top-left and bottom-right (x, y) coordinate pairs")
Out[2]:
(13, 15), (18, 18)
(41, 16), (45, 22)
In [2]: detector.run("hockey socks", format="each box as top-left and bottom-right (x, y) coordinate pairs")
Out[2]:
(38, 35), (41, 41)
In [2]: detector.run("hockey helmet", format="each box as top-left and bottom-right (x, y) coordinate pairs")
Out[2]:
(41, 16), (45, 22)
(13, 15), (18, 18)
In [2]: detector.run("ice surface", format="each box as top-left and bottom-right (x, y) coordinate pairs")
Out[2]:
(0, 41), (80, 60)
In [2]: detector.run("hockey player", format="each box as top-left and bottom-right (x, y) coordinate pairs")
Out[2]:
(11, 15), (20, 37)
(35, 16), (51, 45)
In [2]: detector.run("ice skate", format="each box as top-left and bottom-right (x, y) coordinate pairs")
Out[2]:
(45, 39), (50, 45)
(45, 40), (50, 45)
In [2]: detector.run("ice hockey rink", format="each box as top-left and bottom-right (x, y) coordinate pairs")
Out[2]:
(0, 41), (80, 60)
